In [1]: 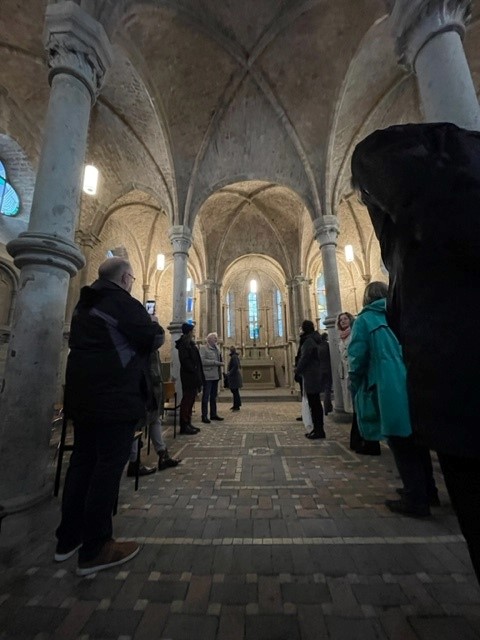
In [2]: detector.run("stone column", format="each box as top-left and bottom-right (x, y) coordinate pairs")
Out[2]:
(211, 282), (221, 335)
(295, 275), (312, 321)
(286, 279), (300, 339)
(389, 0), (480, 129)
(168, 226), (192, 393)
(196, 283), (206, 338)
(0, 2), (112, 513)
(314, 216), (345, 413)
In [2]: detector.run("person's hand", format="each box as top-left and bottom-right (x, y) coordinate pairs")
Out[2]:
(151, 314), (159, 323)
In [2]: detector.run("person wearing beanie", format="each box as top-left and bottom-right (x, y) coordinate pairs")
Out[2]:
(295, 319), (330, 440)
(175, 323), (204, 435)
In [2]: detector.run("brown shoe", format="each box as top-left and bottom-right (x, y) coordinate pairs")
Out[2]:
(76, 540), (140, 576)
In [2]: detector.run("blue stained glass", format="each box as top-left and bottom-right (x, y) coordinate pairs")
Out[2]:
(0, 162), (20, 216)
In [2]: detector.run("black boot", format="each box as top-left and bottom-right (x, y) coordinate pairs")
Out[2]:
(126, 461), (156, 477)
(158, 449), (181, 470)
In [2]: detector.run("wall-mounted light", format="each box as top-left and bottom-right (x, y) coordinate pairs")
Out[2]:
(83, 164), (99, 195)
(250, 279), (257, 293)
(156, 253), (165, 271)
(186, 277), (192, 292)
(345, 244), (354, 263)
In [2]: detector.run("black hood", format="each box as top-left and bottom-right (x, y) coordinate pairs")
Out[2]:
(351, 122), (480, 222)
(77, 279), (127, 309)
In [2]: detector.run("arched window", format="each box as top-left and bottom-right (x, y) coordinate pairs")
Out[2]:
(248, 291), (259, 340)
(0, 161), (20, 217)
(226, 291), (235, 338)
(316, 274), (327, 329)
(273, 288), (283, 338)
(186, 277), (195, 323)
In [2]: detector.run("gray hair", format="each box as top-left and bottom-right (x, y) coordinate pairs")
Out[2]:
(206, 332), (218, 341)
(98, 257), (131, 285)
(363, 281), (388, 306)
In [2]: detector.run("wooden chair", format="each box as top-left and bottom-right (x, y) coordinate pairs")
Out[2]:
(163, 380), (180, 438)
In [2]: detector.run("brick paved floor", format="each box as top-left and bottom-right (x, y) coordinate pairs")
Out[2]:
(1, 401), (480, 639)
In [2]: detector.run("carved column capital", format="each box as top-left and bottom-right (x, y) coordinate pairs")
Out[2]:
(75, 229), (100, 249)
(168, 225), (192, 255)
(388, 0), (471, 69)
(314, 215), (340, 248)
(43, 0), (113, 102)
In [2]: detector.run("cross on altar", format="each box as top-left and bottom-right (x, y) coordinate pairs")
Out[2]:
(252, 370), (262, 380)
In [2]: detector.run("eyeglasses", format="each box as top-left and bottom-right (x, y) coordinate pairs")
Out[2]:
(126, 273), (136, 281)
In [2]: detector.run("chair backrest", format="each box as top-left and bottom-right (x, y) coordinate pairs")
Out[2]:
(163, 381), (176, 403)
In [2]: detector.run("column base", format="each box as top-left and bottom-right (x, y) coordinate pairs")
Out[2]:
(0, 484), (53, 521)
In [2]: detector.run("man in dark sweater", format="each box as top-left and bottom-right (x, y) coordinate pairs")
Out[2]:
(56, 257), (164, 576)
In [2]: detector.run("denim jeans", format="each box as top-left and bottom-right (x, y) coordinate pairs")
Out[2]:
(56, 420), (135, 561)
(202, 379), (219, 418)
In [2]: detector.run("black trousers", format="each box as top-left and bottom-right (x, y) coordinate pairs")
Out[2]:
(180, 388), (197, 426)
(56, 420), (135, 561)
(388, 435), (437, 507)
(306, 392), (324, 432)
(230, 388), (242, 409)
(202, 379), (219, 418)
(438, 453), (480, 584)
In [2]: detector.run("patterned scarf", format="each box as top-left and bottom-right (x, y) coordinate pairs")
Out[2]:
(339, 326), (351, 341)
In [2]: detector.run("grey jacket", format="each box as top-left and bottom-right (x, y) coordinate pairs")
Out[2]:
(199, 343), (222, 381)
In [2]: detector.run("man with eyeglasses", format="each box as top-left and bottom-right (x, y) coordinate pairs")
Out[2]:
(56, 257), (164, 576)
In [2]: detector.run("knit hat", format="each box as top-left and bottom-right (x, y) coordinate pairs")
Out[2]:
(181, 322), (194, 335)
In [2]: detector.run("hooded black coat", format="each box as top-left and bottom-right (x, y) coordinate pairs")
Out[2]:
(64, 279), (164, 424)
(295, 330), (331, 394)
(351, 122), (480, 457)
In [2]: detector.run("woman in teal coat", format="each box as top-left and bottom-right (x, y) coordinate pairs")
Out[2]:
(348, 282), (438, 517)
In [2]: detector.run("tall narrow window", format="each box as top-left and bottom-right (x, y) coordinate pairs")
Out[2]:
(0, 161), (20, 216)
(186, 278), (195, 323)
(248, 292), (259, 340)
(316, 274), (327, 329)
(274, 289), (283, 338)
(226, 291), (235, 339)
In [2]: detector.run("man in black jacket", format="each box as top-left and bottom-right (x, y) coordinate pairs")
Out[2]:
(175, 323), (204, 435)
(351, 122), (480, 582)
(55, 257), (164, 576)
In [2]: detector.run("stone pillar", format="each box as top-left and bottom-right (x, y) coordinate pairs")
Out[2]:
(168, 226), (192, 393)
(0, 1), (112, 513)
(389, 0), (480, 129)
(295, 275), (312, 321)
(196, 283), (206, 338)
(314, 215), (345, 413)
(211, 282), (221, 335)
(286, 279), (300, 339)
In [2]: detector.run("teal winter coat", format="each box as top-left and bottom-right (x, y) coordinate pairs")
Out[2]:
(348, 298), (411, 441)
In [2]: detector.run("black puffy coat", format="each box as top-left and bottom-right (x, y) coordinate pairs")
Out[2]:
(295, 330), (331, 395)
(64, 279), (164, 424)
(352, 122), (480, 457)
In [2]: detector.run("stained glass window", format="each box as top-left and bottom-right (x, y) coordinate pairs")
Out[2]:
(274, 289), (283, 338)
(0, 161), (20, 217)
(248, 292), (259, 340)
(226, 291), (234, 339)
(316, 274), (327, 329)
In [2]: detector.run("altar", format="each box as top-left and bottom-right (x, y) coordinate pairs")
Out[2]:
(241, 349), (276, 389)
